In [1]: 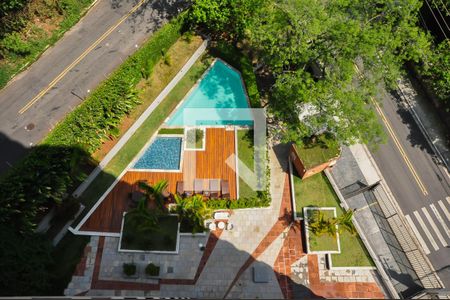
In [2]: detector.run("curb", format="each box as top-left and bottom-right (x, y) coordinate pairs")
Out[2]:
(396, 80), (450, 173)
(324, 169), (399, 299)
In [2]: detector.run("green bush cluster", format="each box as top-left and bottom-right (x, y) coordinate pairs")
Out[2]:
(123, 263), (136, 276)
(207, 191), (270, 210)
(145, 263), (160, 276)
(0, 0), (94, 88)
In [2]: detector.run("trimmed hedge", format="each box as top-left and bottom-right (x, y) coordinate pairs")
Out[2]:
(0, 14), (185, 233)
(207, 192), (270, 210)
(43, 15), (185, 153)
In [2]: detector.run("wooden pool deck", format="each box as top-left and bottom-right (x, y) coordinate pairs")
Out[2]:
(79, 128), (237, 233)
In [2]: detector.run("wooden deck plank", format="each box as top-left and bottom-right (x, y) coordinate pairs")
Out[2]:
(80, 128), (237, 233)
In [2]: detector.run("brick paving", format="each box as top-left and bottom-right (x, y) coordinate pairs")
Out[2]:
(66, 144), (386, 298)
(308, 254), (384, 298)
(224, 173), (293, 297)
(273, 221), (304, 299)
(74, 245), (91, 276)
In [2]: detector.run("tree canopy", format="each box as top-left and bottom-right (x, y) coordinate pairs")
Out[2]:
(189, 0), (432, 145)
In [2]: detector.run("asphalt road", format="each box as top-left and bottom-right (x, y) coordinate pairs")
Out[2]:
(0, 0), (187, 174)
(371, 88), (450, 288)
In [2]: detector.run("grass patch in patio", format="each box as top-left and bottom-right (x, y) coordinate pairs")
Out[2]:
(158, 128), (184, 135)
(294, 134), (340, 169)
(185, 128), (204, 149)
(306, 209), (339, 252)
(121, 215), (178, 251)
(237, 129), (259, 199)
(294, 172), (374, 266)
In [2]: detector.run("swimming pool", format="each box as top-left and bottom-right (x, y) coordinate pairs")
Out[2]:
(166, 59), (253, 126)
(133, 137), (182, 170)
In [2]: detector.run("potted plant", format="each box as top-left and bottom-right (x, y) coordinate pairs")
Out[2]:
(123, 263), (137, 278)
(145, 263), (160, 277)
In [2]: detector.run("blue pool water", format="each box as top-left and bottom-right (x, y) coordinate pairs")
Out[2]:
(166, 60), (253, 126)
(133, 137), (182, 170)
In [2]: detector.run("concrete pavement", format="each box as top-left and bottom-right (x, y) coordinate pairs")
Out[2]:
(0, 0), (187, 175)
(370, 86), (450, 288)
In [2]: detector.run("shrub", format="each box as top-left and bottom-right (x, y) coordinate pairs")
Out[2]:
(145, 263), (160, 276)
(123, 263), (136, 276)
(0, 31), (30, 56)
(206, 191), (270, 210)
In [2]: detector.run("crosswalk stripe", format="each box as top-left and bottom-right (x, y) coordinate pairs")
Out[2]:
(406, 214), (431, 254)
(414, 211), (439, 251)
(421, 207), (447, 247)
(438, 200), (450, 222)
(430, 204), (450, 239)
(447, 197), (450, 205)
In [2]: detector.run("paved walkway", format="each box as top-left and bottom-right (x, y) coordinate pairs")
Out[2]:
(65, 144), (386, 298)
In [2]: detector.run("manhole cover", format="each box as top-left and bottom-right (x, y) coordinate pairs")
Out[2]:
(25, 123), (35, 131)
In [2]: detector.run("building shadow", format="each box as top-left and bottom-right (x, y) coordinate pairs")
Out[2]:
(0, 132), (119, 296)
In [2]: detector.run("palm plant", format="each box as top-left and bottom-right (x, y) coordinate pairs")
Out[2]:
(308, 210), (338, 238)
(174, 195), (212, 233)
(336, 209), (357, 236)
(138, 179), (169, 213)
(125, 198), (159, 232)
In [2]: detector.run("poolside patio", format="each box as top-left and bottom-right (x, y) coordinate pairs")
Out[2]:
(79, 128), (237, 233)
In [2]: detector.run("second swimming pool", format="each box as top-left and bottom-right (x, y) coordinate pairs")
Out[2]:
(166, 59), (253, 126)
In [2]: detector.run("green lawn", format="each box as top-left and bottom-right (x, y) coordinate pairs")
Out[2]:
(306, 209), (339, 252)
(294, 171), (374, 266)
(158, 128), (184, 134)
(293, 171), (339, 218)
(121, 215), (179, 251)
(294, 134), (340, 169)
(237, 129), (259, 199)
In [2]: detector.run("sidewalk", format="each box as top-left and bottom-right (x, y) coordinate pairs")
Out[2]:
(397, 77), (450, 171)
(326, 145), (442, 297)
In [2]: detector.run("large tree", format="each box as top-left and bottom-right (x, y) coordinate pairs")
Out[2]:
(188, 0), (431, 145)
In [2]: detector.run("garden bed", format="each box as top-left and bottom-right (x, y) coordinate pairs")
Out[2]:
(304, 207), (340, 254)
(293, 171), (373, 266)
(120, 214), (179, 252)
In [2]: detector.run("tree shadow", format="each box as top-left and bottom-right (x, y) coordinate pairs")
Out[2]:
(388, 89), (434, 155)
(125, 0), (189, 35)
(0, 132), (118, 296)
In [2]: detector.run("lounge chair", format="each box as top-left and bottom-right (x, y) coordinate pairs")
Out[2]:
(221, 180), (230, 199)
(194, 179), (204, 195)
(209, 179), (220, 198)
(176, 181), (184, 196)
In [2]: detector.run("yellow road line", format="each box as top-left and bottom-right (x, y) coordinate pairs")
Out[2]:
(18, 0), (147, 114)
(353, 64), (429, 196)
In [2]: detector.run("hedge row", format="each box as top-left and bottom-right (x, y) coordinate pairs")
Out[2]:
(43, 15), (185, 153)
(0, 14), (185, 232)
(207, 191), (270, 210)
